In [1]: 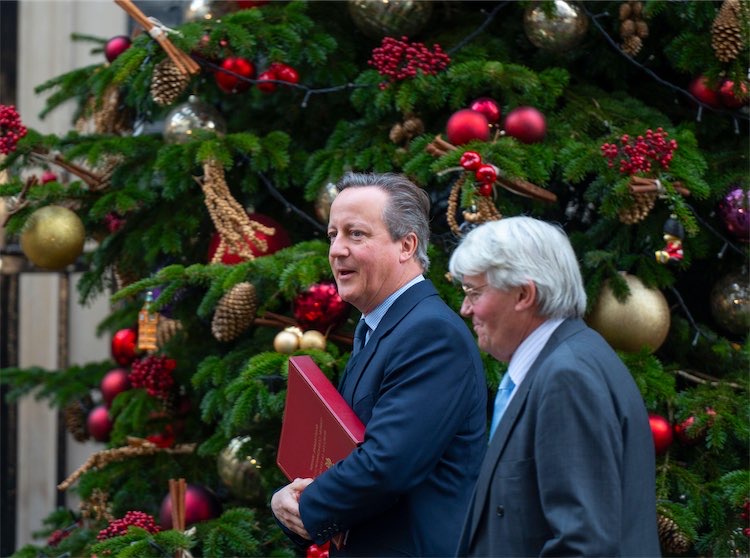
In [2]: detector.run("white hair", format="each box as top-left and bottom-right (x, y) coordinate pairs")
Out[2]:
(448, 216), (587, 319)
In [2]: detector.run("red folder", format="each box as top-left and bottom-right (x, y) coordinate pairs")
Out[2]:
(277, 355), (365, 481)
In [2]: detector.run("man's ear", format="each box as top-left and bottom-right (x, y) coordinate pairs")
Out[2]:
(399, 232), (418, 262)
(515, 281), (537, 311)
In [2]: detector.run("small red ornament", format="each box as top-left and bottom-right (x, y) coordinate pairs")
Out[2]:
(41, 171), (57, 184)
(0, 104), (28, 155)
(649, 413), (673, 455)
(207, 212), (291, 264)
(237, 0), (270, 7)
(271, 62), (300, 84)
(459, 151), (483, 171)
(307, 541), (331, 558)
(475, 164), (497, 184)
(100, 368), (131, 407)
(470, 97), (501, 125)
(719, 79), (749, 109)
(477, 182), (494, 197)
(688, 75), (721, 108)
(503, 106), (546, 144)
(446, 109), (490, 146)
(105, 35), (132, 63)
(111, 327), (138, 366)
(674, 408), (716, 445)
(293, 281), (350, 333)
(257, 70), (277, 93)
(87, 405), (113, 442)
(215, 56), (255, 93)
(159, 484), (222, 529)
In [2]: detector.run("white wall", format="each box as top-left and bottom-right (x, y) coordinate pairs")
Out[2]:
(15, 0), (126, 548)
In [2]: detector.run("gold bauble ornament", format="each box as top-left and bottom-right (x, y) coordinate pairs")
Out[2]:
(586, 272), (670, 353)
(300, 330), (327, 350)
(273, 326), (302, 354)
(523, 0), (589, 52)
(314, 182), (338, 224)
(347, 0), (433, 40)
(710, 270), (749, 336)
(20, 206), (85, 270)
(163, 95), (227, 144)
(217, 436), (265, 504)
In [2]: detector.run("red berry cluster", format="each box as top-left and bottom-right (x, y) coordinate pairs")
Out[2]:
(600, 128), (678, 176)
(460, 151), (496, 196)
(97, 510), (160, 540)
(0, 104), (28, 155)
(257, 62), (300, 93)
(47, 525), (76, 547)
(369, 36), (450, 89)
(129, 355), (176, 399)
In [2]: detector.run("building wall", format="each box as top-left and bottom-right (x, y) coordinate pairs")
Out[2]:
(14, 0), (126, 548)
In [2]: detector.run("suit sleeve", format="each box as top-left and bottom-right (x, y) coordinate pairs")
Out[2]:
(298, 312), (480, 543)
(534, 346), (624, 557)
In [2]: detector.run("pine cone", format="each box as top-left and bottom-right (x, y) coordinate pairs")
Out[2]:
(621, 35), (643, 57)
(211, 282), (258, 342)
(619, 2), (632, 20)
(657, 513), (690, 554)
(389, 123), (406, 144)
(635, 20), (649, 39)
(618, 190), (655, 224)
(157, 317), (182, 347)
(620, 19), (636, 38)
(712, 0), (745, 63)
(151, 58), (191, 107)
(64, 395), (94, 442)
(402, 117), (424, 137)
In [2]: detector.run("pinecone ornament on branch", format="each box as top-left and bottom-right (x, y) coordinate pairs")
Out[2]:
(712, 0), (746, 63)
(63, 394), (94, 442)
(619, 1), (649, 56)
(151, 58), (191, 107)
(212, 282), (258, 342)
(657, 513), (690, 554)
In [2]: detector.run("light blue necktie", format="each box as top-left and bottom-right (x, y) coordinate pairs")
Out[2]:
(352, 318), (370, 357)
(489, 373), (515, 440)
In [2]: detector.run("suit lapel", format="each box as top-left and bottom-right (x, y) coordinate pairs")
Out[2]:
(467, 318), (586, 545)
(339, 280), (437, 402)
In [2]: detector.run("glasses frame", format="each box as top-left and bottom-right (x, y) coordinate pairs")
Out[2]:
(461, 283), (489, 305)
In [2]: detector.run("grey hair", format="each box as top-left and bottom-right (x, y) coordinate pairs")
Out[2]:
(335, 172), (431, 271)
(448, 216), (587, 319)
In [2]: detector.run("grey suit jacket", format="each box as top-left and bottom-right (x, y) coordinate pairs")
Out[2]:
(458, 318), (661, 557)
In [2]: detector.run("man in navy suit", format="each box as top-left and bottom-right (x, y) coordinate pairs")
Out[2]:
(450, 216), (660, 557)
(271, 172), (487, 556)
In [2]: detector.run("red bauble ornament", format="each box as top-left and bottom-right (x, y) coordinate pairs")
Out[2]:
(469, 97), (501, 125)
(159, 484), (222, 529)
(272, 63), (300, 84)
(475, 164), (497, 184)
(293, 281), (350, 333)
(41, 171), (57, 184)
(649, 413), (673, 455)
(100, 368), (131, 407)
(503, 106), (546, 144)
(459, 151), (483, 171)
(688, 75), (721, 108)
(87, 405), (113, 442)
(446, 109), (490, 146)
(111, 327), (138, 366)
(674, 408), (716, 445)
(215, 56), (255, 93)
(477, 182), (493, 197)
(105, 35), (132, 63)
(207, 212), (291, 264)
(719, 80), (749, 109)
(257, 70), (277, 93)
(307, 541), (331, 558)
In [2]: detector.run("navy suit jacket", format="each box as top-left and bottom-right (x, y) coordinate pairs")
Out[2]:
(458, 319), (660, 557)
(298, 279), (487, 556)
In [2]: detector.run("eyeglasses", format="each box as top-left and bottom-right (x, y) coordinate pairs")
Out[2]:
(461, 283), (489, 305)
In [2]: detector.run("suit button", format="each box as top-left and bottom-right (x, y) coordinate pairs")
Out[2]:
(496, 505), (504, 517)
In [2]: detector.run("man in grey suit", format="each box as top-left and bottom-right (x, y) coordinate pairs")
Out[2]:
(450, 216), (661, 557)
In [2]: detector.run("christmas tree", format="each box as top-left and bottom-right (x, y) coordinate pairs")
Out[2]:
(1, 1), (748, 556)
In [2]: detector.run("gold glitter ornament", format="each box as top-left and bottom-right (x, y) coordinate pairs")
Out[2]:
(523, 0), (590, 52)
(217, 436), (265, 504)
(20, 206), (85, 270)
(586, 272), (670, 353)
(347, 0), (433, 40)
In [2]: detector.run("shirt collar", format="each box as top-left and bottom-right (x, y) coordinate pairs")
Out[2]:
(361, 275), (425, 332)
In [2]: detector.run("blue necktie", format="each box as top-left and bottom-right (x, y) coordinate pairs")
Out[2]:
(489, 373), (515, 440)
(352, 318), (369, 356)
